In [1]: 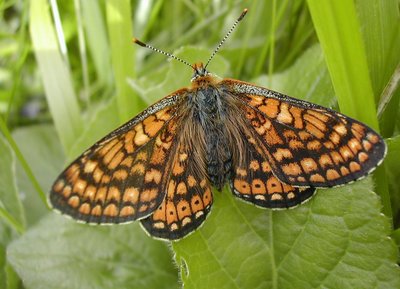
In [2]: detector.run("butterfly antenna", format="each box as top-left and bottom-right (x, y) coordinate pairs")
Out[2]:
(133, 38), (194, 69)
(204, 8), (248, 70)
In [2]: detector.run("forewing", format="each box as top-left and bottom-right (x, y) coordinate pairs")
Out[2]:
(141, 141), (212, 240)
(50, 93), (185, 223)
(231, 129), (315, 209)
(224, 79), (386, 187)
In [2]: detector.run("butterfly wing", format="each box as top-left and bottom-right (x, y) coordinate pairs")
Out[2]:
(50, 92), (186, 224)
(230, 130), (315, 208)
(224, 79), (386, 188)
(141, 123), (213, 240)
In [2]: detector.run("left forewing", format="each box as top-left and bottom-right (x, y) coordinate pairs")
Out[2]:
(50, 94), (185, 224)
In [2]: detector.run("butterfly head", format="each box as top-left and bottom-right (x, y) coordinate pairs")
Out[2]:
(191, 62), (209, 81)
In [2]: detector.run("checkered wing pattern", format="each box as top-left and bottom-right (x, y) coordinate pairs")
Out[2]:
(141, 143), (212, 240)
(50, 94), (185, 224)
(225, 80), (386, 188)
(230, 130), (315, 208)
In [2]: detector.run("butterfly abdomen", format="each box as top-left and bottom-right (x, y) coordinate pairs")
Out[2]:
(188, 83), (232, 190)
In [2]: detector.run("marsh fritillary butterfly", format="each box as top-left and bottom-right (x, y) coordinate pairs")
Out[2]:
(50, 9), (386, 240)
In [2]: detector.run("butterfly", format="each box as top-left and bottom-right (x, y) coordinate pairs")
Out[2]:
(49, 9), (386, 240)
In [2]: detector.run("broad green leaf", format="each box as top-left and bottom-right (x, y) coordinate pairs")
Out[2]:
(13, 125), (64, 226)
(7, 215), (178, 289)
(0, 135), (24, 288)
(174, 180), (400, 289)
(0, 135), (25, 232)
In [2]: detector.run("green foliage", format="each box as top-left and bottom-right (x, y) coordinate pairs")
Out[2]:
(1, 0), (399, 288)
(0, 135), (25, 233)
(13, 125), (64, 225)
(386, 136), (400, 230)
(8, 215), (178, 289)
(174, 180), (399, 289)
(29, 0), (83, 152)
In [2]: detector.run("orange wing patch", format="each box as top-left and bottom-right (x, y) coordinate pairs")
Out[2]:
(50, 95), (184, 224)
(141, 143), (212, 240)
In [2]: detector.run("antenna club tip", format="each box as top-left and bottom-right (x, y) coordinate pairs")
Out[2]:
(132, 38), (146, 47)
(239, 8), (248, 21)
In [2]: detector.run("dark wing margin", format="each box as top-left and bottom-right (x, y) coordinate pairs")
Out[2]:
(50, 91), (186, 224)
(223, 79), (386, 188)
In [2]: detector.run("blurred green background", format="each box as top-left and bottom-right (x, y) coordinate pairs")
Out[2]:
(1, 0), (400, 288)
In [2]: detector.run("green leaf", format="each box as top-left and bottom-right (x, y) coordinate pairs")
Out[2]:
(7, 215), (178, 289)
(13, 125), (65, 226)
(306, 0), (391, 220)
(1, 221), (21, 289)
(254, 44), (335, 107)
(354, 0), (400, 222)
(106, 0), (142, 123)
(0, 135), (25, 233)
(0, 240), (7, 289)
(306, 0), (378, 128)
(392, 228), (400, 262)
(67, 97), (121, 161)
(29, 0), (83, 151)
(386, 135), (400, 226)
(0, 135), (24, 288)
(174, 180), (400, 289)
(356, 0), (400, 101)
(81, 0), (113, 87)
(3, 262), (20, 289)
